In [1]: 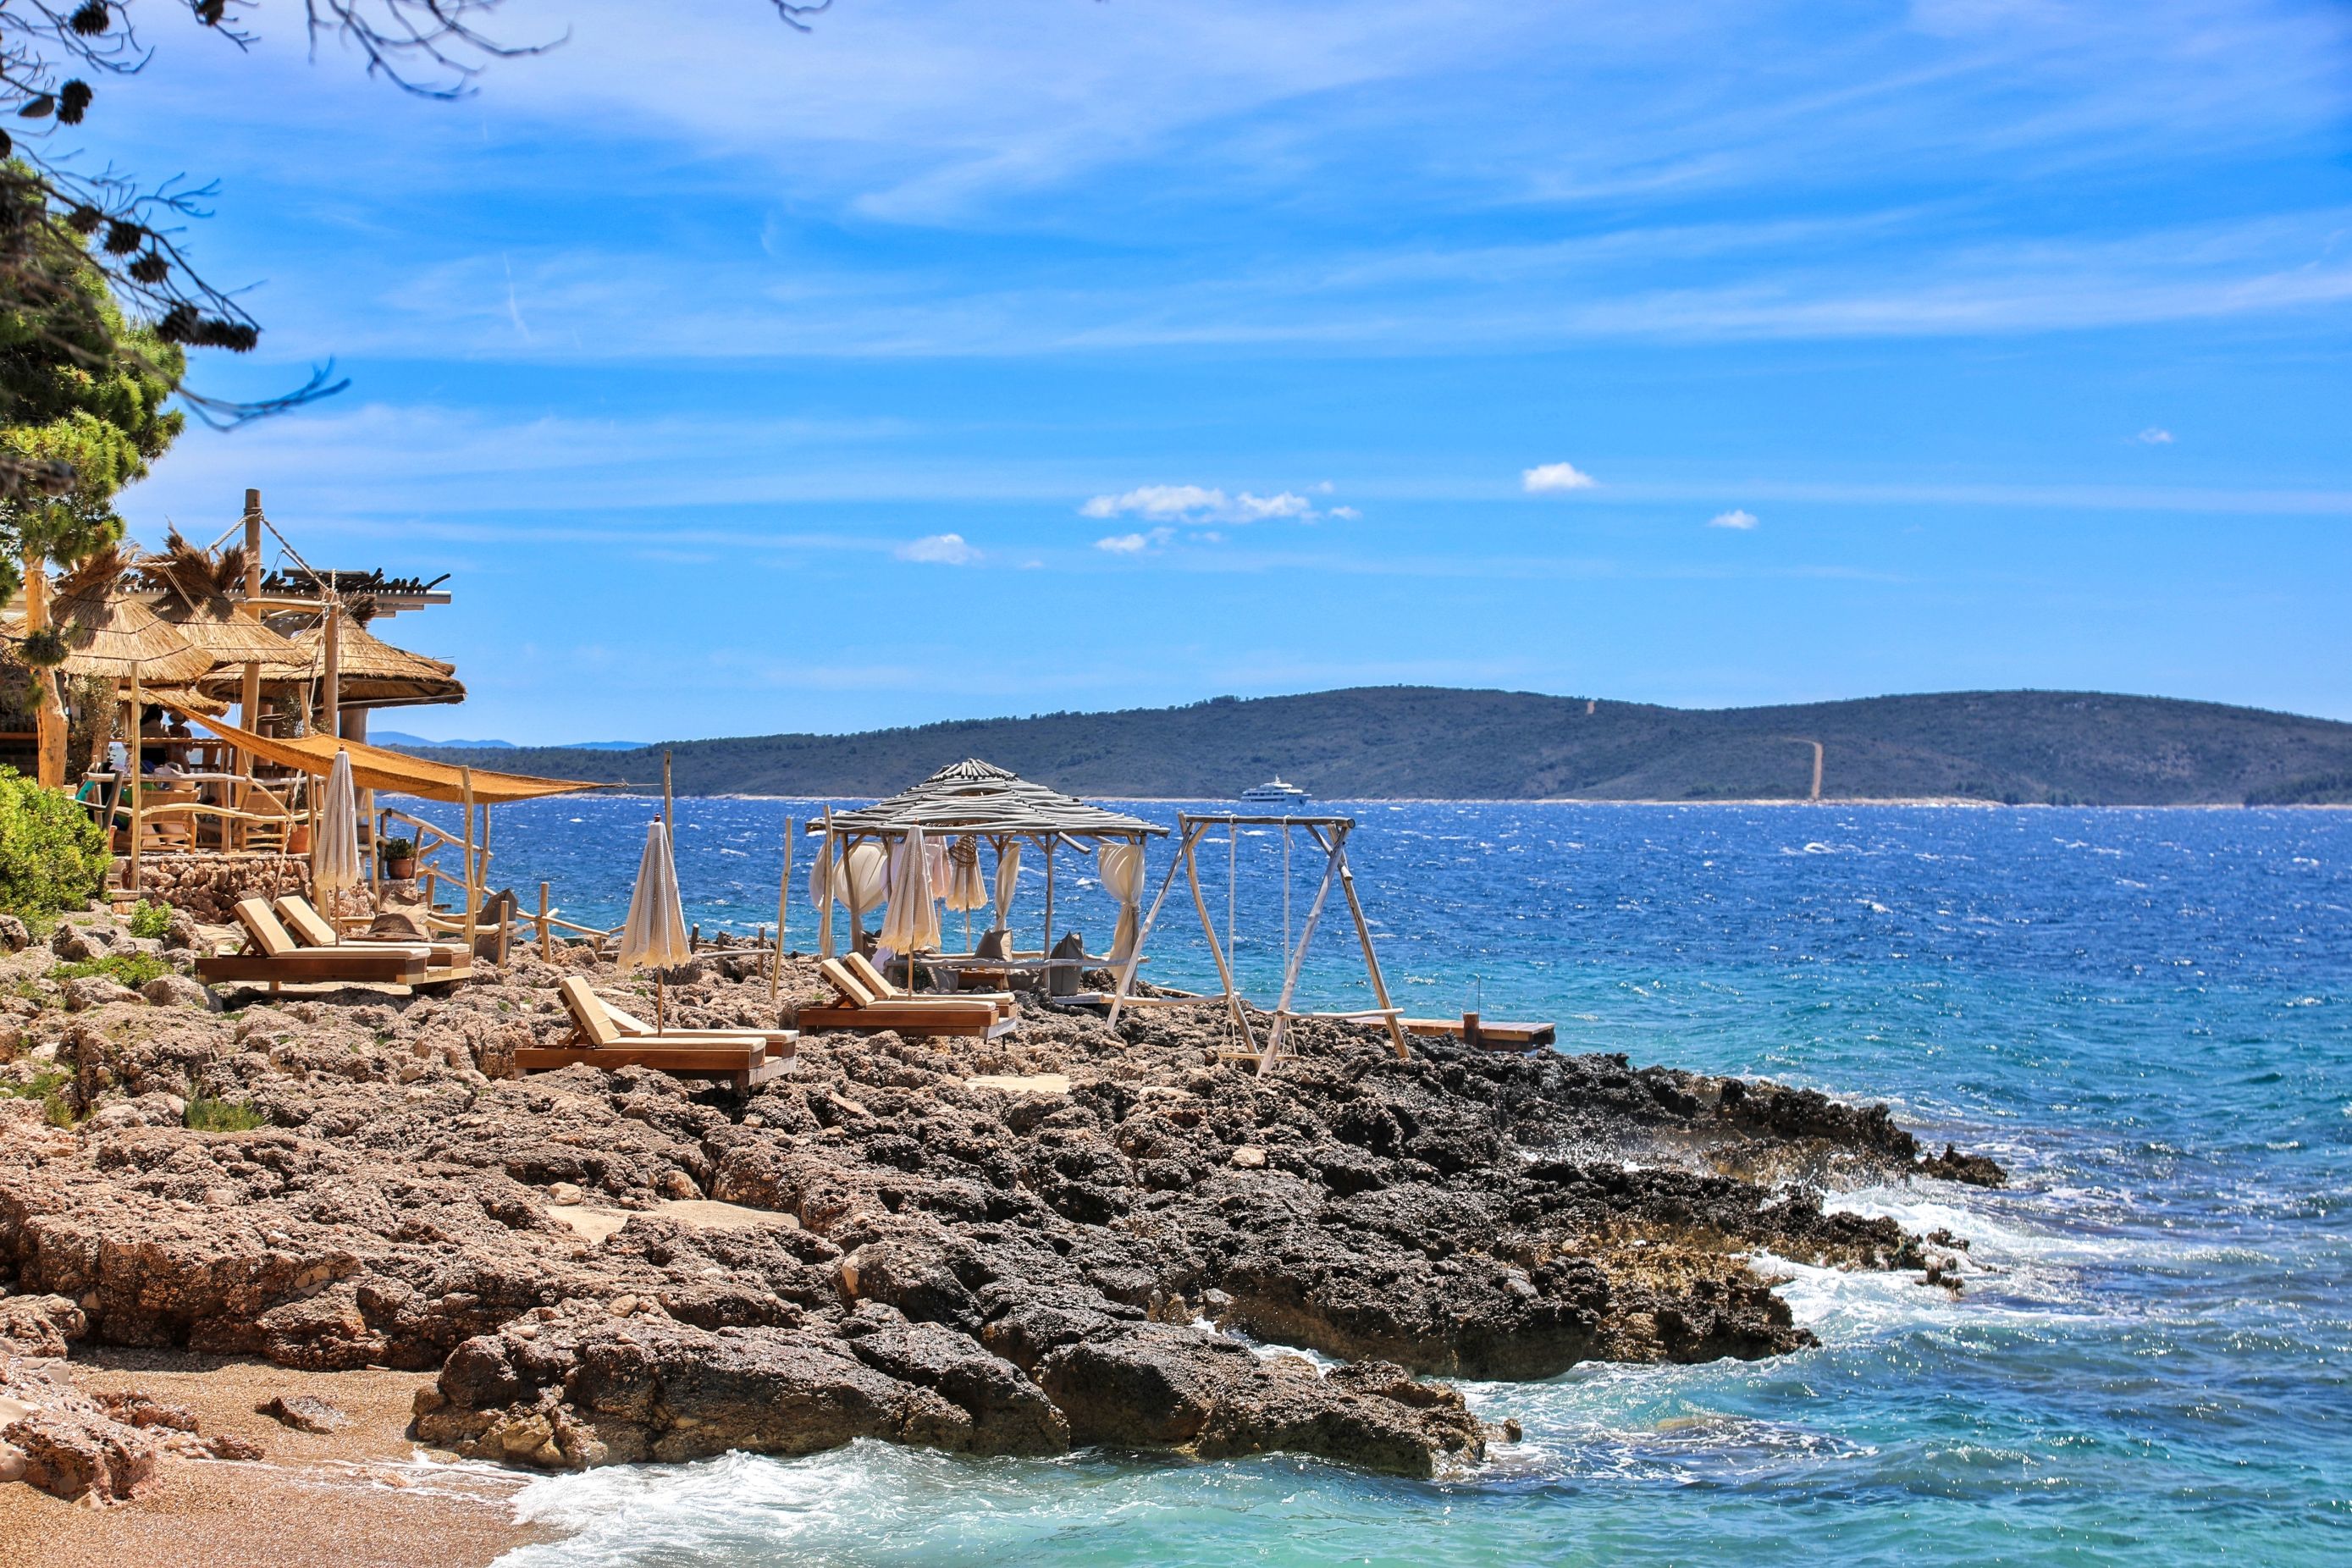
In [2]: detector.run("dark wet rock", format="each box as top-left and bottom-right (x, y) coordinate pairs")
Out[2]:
(1918, 1142), (2008, 1186)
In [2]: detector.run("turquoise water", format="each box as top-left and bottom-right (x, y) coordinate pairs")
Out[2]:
(411, 798), (2350, 1565)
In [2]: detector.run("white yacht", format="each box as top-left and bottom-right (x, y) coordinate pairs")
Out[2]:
(1240, 776), (1311, 809)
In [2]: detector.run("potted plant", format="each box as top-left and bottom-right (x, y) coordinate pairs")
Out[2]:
(380, 836), (417, 880)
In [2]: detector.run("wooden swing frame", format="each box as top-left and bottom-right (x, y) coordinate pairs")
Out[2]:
(1107, 813), (1409, 1074)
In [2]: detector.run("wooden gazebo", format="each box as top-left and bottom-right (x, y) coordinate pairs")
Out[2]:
(811, 759), (1166, 972)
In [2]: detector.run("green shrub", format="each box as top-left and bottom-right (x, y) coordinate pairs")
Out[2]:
(0, 1066), (77, 1127)
(183, 1096), (267, 1133)
(127, 899), (173, 939)
(379, 836), (416, 861)
(0, 766), (108, 920)
(48, 950), (172, 989)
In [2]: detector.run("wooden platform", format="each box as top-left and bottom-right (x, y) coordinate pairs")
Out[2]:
(1400, 1016), (1556, 1049)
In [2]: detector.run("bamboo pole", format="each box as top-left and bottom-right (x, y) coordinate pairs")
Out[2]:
(461, 765), (478, 962)
(125, 660), (143, 900)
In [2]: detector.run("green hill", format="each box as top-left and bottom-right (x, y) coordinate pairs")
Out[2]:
(393, 687), (2352, 805)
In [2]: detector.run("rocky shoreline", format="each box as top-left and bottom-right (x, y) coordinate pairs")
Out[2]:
(1, 908), (2000, 1508)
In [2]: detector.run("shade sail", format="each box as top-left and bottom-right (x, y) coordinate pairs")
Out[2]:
(152, 702), (605, 804)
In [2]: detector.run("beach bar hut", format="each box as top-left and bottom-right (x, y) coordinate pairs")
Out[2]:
(811, 759), (1166, 987)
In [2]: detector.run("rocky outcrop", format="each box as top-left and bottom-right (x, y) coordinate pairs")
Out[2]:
(0, 910), (2007, 1484)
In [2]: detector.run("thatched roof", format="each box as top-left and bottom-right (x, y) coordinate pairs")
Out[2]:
(141, 529), (295, 666)
(212, 616), (466, 710)
(31, 549), (218, 686)
(820, 759), (1165, 839)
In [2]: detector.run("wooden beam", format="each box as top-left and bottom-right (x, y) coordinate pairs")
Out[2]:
(1333, 828), (1411, 1059)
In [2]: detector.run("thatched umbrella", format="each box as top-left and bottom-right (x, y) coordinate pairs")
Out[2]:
(140, 529), (295, 667)
(239, 616), (465, 711)
(34, 548), (217, 687)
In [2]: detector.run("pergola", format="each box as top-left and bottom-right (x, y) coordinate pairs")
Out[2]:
(810, 759), (1166, 968)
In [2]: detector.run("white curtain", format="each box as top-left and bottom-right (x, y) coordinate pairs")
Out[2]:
(992, 841), (1022, 932)
(943, 836), (989, 912)
(1099, 841), (1146, 964)
(879, 825), (943, 952)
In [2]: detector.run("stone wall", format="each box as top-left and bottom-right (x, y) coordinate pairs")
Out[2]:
(129, 856), (312, 925)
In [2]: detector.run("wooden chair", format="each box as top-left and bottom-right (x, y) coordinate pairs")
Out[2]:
(273, 896), (473, 980)
(843, 950), (1017, 1018)
(196, 898), (433, 991)
(515, 976), (792, 1090)
(800, 958), (1013, 1039)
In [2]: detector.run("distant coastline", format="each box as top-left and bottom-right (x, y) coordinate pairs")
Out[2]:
(385, 685), (2352, 809)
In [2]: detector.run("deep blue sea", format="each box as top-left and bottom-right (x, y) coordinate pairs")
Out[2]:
(400, 798), (2352, 1565)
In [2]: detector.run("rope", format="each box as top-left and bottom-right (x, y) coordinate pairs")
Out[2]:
(1282, 824), (1292, 978)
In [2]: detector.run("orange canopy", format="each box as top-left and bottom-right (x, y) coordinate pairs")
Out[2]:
(157, 703), (607, 805)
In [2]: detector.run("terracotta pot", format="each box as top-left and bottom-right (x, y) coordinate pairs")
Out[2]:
(387, 857), (417, 880)
(287, 825), (311, 855)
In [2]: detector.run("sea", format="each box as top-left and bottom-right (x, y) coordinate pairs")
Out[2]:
(395, 797), (2351, 1566)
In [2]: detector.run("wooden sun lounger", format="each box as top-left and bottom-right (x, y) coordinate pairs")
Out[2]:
(274, 896), (473, 979)
(842, 952), (1016, 1017)
(516, 977), (795, 1090)
(1400, 1015), (1555, 1050)
(196, 898), (434, 991)
(803, 958), (1013, 1039)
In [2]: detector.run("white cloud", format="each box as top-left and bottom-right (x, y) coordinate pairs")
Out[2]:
(1079, 484), (1342, 526)
(1523, 462), (1598, 494)
(1707, 509), (1760, 530)
(896, 533), (981, 564)
(2137, 427), (2175, 444)
(1328, 505), (1361, 521)
(1095, 527), (1175, 555)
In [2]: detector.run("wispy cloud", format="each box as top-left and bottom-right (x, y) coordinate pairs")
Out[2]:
(1708, 509), (1759, 530)
(2137, 427), (2175, 444)
(1524, 462), (1598, 494)
(1079, 484), (1346, 525)
(1095, 528), (1175, 555)
(895, 533), (981, 564)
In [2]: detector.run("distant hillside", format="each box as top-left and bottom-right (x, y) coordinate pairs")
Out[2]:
(391, 687), (2352, 805)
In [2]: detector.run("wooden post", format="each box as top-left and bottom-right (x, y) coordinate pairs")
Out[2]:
(1109, 820), (1197, 1024)
(320, 595), (341, 739)
(661, 750), (674, 842)
(125, 660), (143, 900)
(1262, 829), (1343, 1071)
(1041, 836), (1057, 964)
(771, 816), (793, 999)
(238, 491), (262, 791)
(538, 881), (551, 959)
(845, 831), (867, 956)
(23, 545), (63, 790)
(1179, 820), (1257, 1056)
(461, 766), (478, 961)
(1331, 828), (1410, 1059)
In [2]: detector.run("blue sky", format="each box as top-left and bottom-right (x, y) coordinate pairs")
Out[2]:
(93, 0), (2352, 743)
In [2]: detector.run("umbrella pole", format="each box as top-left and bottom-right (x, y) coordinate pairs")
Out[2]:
(772, 816), (793, 1000)
(656, 972), (665, 1034)
(662, 750), (674, 842)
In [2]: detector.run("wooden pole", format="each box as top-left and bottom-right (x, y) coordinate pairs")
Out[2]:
(320, 595), (342, 739)
(23, 545), (63, 790)
(1331, 828), (1410, 1059)
(1041, 836), (1057, 967)
(662, 750), (674, 842)
(538, 881), (551, 959)
(238, 491), (263, 801)
(1263, 831), (1343, 1071)
(1109, 820), (1195, 1024)
(1182, 824), (1258, 1057)
(818, 807), (837, 957)
(771, 816), (793, 999)
(461, 765), (478, 962)
(125, 660), (143, 900)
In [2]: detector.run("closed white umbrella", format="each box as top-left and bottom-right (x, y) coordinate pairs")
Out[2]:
(879, 825), (942, 953)
(943, 835), (988, 949)
(617, 816), (691, 1030)
(313, 748), (362, 901)
(1099, 841), (1146, 964)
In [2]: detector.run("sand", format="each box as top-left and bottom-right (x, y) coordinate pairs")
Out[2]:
(0, 1350), (555, 1568)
